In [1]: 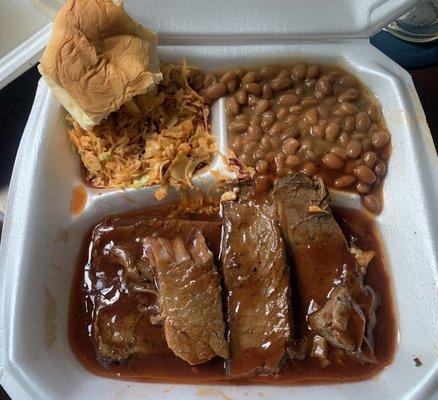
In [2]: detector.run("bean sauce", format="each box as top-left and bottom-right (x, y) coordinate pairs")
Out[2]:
(204, 64), (391, 213)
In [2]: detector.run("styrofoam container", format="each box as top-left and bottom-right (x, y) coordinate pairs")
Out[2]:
(1, 1), (438, 399)
(0, 0), (51, 89)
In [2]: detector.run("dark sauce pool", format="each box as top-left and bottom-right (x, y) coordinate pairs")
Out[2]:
(69, 206), (397, 384)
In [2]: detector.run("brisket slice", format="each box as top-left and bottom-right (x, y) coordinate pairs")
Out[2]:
(144, 231), (228, 365)
(272, 173), (376, 361)
(90, 217), (222, 363)
(93, 299), (166, 362)
(221, 200), (291, 376)
(93, 217), (221, 284)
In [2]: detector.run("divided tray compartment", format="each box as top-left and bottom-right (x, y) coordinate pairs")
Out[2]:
(0, 41), (437, 400)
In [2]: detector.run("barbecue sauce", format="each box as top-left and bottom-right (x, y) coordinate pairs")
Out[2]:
(69, 206), (397, 384)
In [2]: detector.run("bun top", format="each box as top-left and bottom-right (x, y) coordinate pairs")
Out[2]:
(38, 0), (162, 130)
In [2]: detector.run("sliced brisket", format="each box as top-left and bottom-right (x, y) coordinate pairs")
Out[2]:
(221, 200), (291, 376)
(90, 217), (223, 363)
(272, 173), (376, 361)
(144, 231), (228, 365)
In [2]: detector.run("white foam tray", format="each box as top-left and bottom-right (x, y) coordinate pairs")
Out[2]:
(1, 1), (438, 399)
(0, 0), (50, 89)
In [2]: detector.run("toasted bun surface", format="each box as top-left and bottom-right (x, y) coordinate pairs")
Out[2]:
(38, 0), (162, 130)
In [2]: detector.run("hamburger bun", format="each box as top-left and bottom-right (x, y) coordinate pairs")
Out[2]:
(38, 0), (162, 131)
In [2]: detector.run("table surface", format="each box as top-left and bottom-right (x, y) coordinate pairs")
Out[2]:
(0, 63), (436, 400)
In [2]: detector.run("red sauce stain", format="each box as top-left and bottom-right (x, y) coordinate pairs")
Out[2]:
(70, 185), (87, 215)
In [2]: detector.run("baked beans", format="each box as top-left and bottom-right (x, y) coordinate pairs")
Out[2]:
(203, 64), (391, 213)
(225, 96), (239, 116)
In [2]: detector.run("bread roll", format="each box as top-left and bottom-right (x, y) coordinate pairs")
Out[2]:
(38, 0), (162, 131)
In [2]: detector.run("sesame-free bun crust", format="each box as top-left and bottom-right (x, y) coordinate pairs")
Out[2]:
(38, 0), (162, 131)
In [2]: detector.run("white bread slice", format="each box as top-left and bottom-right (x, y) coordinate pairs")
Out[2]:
(38, 0), (162, 131)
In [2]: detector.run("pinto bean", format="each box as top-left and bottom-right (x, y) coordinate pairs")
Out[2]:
(334, 175), (356, 188)
(322, 153), (344, 170)
(205, 83), (227, 99)
(354, 165), (376, 184)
